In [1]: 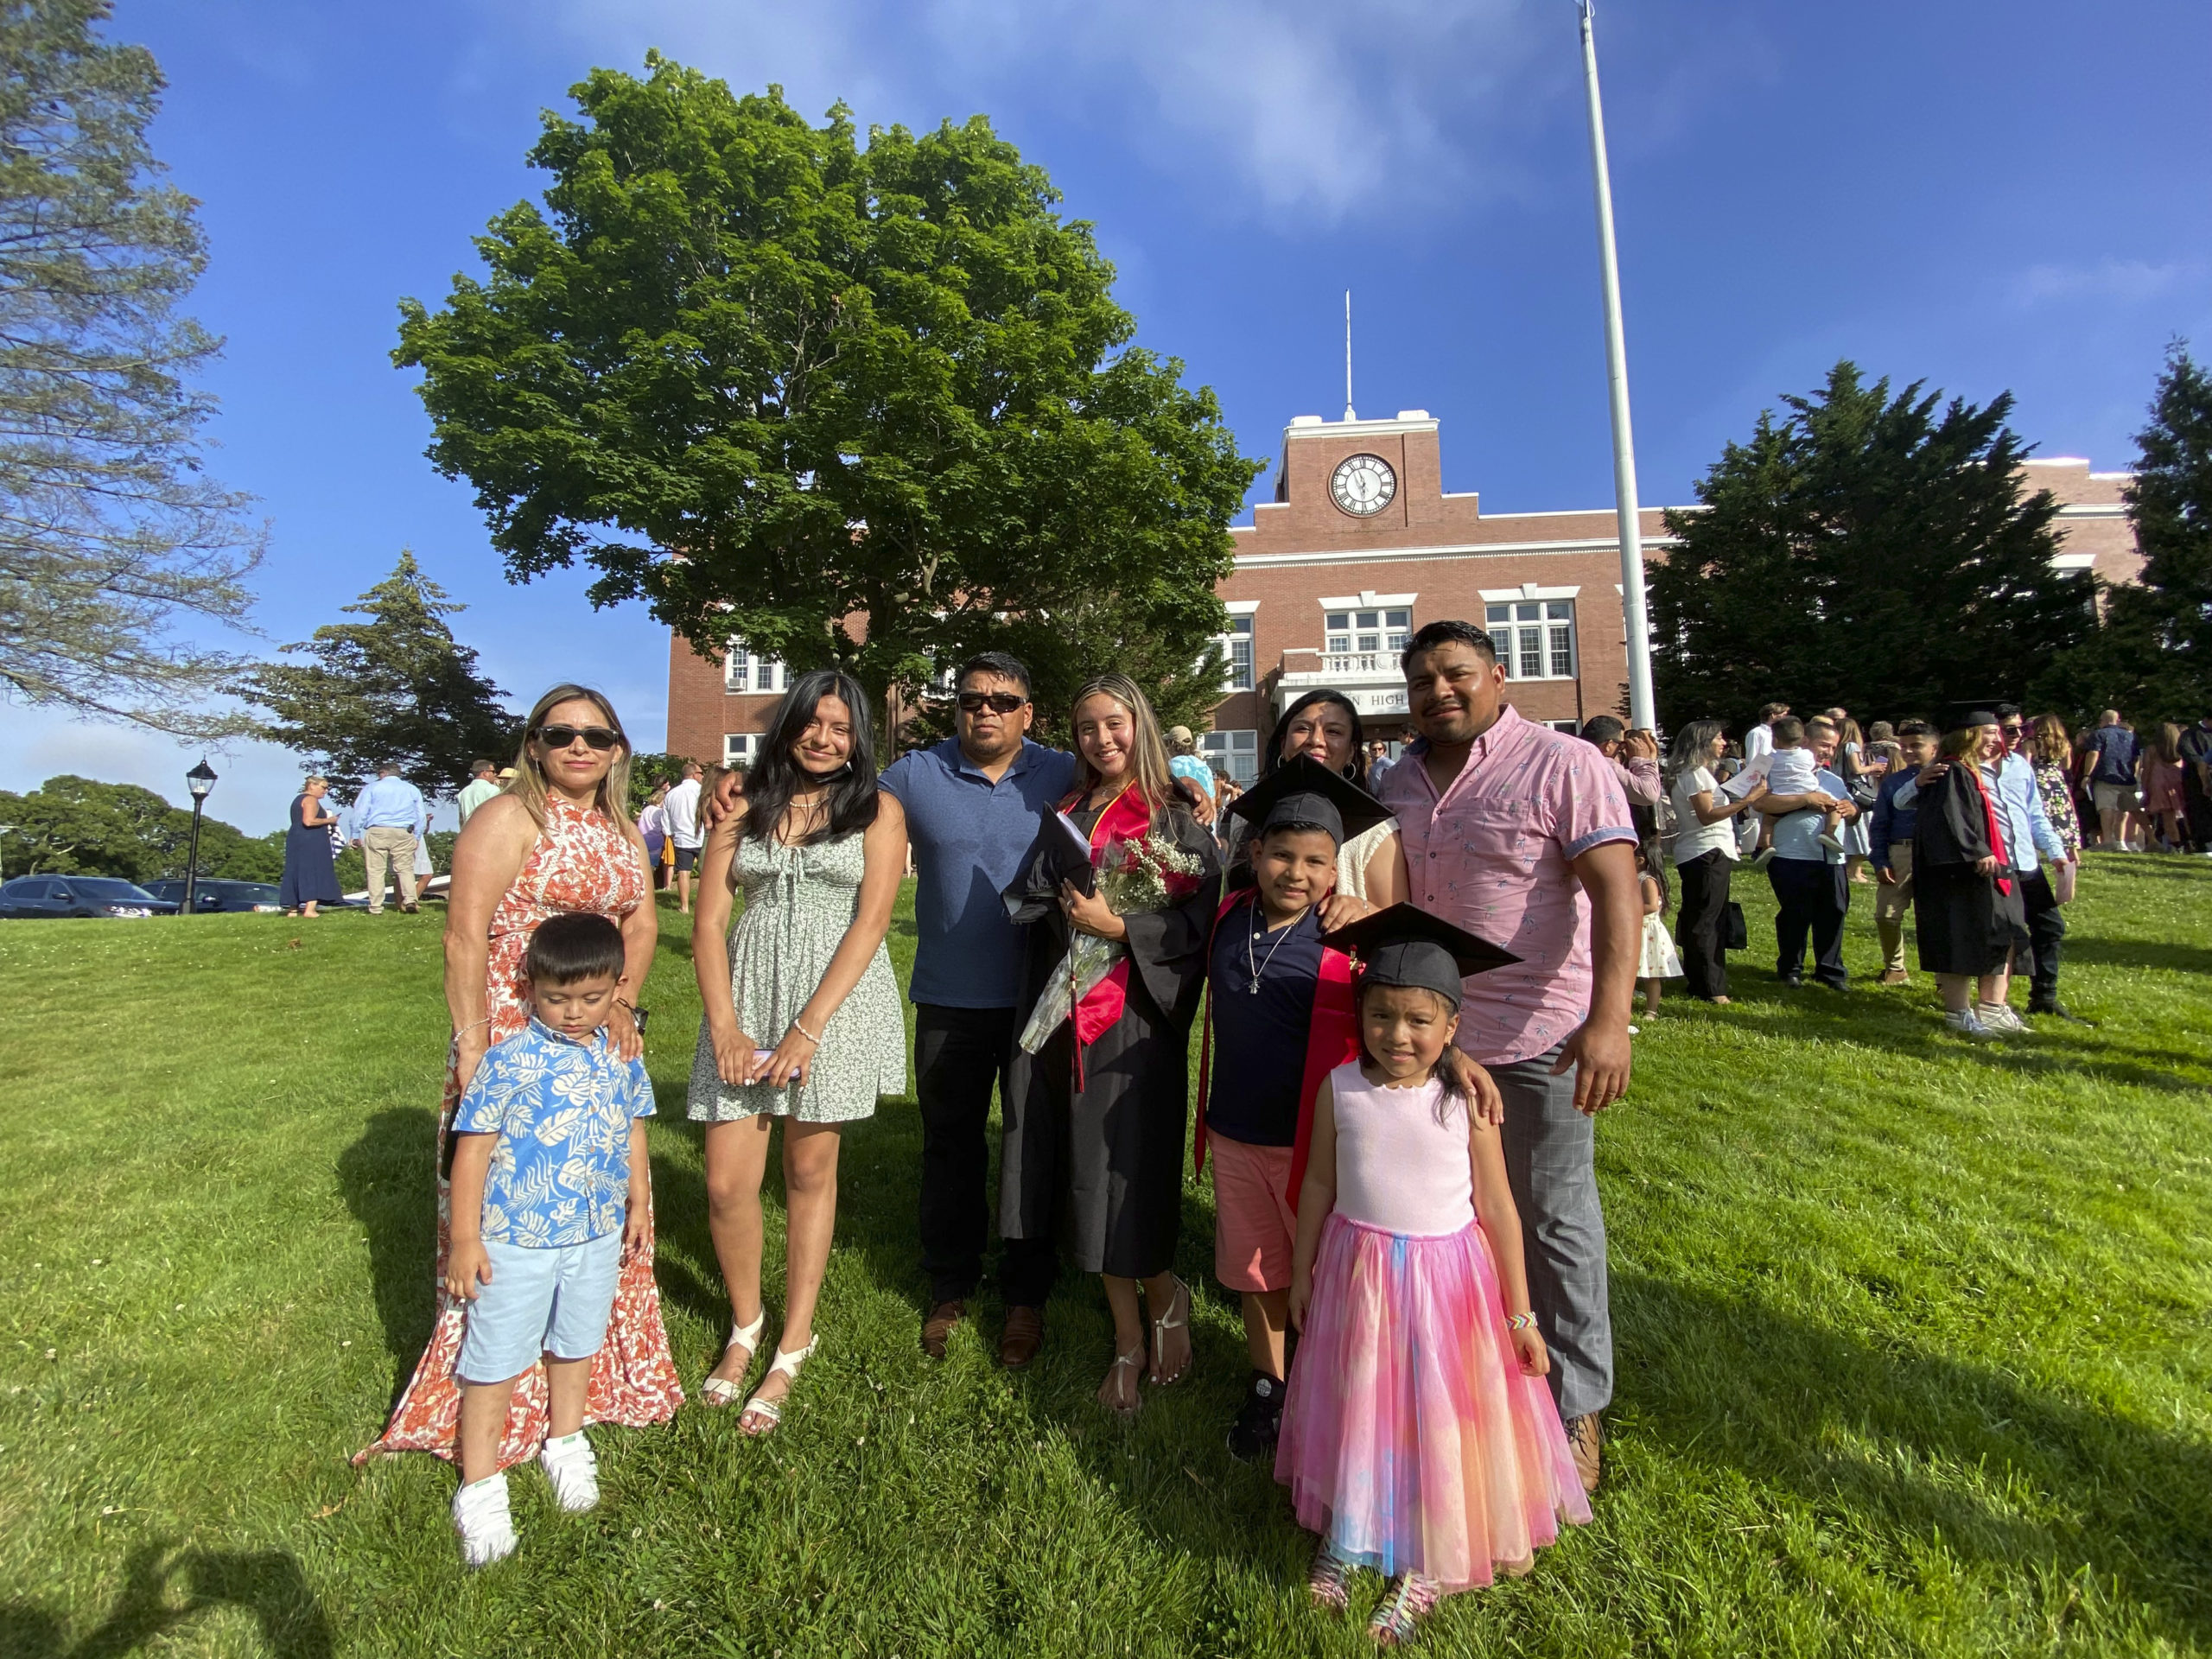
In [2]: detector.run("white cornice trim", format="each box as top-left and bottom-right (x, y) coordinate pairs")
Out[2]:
(1282, 414), (1440, 443)
(1481, 583), (1582, 602)
(2055, 502), (2127, 520)
(1235, 535), (1680, 571)
(1318, 590), (1417, 608)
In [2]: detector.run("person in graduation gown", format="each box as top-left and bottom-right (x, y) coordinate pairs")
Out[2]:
(1910, 710), (2030, 1038)
(1001, 672), (1221, 1414)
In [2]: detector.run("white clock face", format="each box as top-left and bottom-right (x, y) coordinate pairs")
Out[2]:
(1331, 453), (1396, 517)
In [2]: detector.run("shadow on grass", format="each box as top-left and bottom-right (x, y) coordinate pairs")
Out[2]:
(1618, 1271), (2212, 1645)
(0, 1541), (333, 1658)
(2059, 937), (2212, 976)
(1702, 976), (2212, 1093)
(335, 1109), (440, 1386)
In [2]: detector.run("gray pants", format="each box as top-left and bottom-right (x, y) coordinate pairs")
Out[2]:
(1490, 1043), (1612, 1421)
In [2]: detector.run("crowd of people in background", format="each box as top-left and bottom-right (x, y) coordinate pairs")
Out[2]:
(315, 626), (2210, 1637)
(1637, 699), (2212, 1040)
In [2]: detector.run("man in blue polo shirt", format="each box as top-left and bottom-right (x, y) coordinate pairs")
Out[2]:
(876, 652), (1078, 1369)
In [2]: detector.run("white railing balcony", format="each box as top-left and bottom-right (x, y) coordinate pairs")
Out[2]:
(1274, 649), (1409, 716)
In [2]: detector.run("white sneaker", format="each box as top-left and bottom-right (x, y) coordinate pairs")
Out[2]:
(453, 1473), (517, 1567)
(538, 1430), (600, 1513)
(1943, 1008), (1997, 1042)
(1977, 1002), (2029, 1035)
(1816, 833), (1846, 855)
(1751, 848), (1777, 870)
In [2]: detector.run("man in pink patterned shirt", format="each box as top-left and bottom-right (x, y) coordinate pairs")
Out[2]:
(1376, 620), (1641, 1497)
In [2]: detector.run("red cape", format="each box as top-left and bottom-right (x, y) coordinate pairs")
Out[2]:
(1193, 887), (1361, 1213)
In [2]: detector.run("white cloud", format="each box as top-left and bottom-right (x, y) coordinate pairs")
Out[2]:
(0, 707), (315, 838)
(490, 0), (1561, 226)
(2012, 258), (2192, 309)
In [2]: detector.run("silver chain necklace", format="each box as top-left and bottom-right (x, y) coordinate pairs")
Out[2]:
(1245, 912), (1300, 993)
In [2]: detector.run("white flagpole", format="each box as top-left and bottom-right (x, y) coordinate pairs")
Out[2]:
(1578, 0), (1656, 730)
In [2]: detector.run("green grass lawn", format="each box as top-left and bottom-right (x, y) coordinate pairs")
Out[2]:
(1, 855), (2208, 1657)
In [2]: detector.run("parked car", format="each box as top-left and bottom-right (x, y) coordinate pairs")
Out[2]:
(141, 879), (284, 913)
(0, 875), (178, 918)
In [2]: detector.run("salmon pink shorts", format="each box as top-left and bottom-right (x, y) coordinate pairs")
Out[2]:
(1210, 1134), (1298, 1294)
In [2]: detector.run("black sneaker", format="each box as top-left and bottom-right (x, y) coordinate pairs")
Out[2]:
(2028, 997), (2094, 1026)
(1226, 1370), (1285, 1463)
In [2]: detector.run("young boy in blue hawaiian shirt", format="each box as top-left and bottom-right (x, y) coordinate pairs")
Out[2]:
(444, 911), (654, 1567)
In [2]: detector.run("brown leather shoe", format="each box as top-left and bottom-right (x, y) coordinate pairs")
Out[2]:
(1878, 968), (1910, 986)
(1564, 1413), (1602, 1495)
(920, 1300), (963, 1360)
(999, 1306), (1045, 1370)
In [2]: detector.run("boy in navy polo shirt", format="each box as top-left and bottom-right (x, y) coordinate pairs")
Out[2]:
(1203, 762), (1389, 1459)
(444, 912), (656, 1567)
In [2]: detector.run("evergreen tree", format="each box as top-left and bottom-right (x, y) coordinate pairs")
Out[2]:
(1653, 362), (2091, 727)
(0, 0), (263, 735)
(396, 62), (1258, 729)
(239, 552), (518, 797)
(2034, 344), (2212, 724)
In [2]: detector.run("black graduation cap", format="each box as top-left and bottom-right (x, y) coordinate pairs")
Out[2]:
(1320, 903), (1520, 1006)
(1943, 702), (2003, 733)
(1224, 754), (1392, 848)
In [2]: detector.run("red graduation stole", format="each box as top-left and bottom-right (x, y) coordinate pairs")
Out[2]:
(1192, 887), (1361, 1213)
(1966, 766), (2013, 895)
(1066, 784), (1157, 1052)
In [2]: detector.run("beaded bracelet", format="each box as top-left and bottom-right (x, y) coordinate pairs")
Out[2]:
(1505, 1312), (1538, 1332)
(791, 1017), (823, 1044)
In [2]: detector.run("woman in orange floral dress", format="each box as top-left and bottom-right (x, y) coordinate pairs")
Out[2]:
(358, 684), (683, 1468)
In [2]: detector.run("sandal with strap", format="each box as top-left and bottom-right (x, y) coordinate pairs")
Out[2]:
(1307, 1535), (1357, 1611)
(737, 1336), (817, 1437)
(699, 1311), (767, 1408)
(1149, 1274), (1192, 1386)
(1369, 1573), (1443, 1647)
(1098, 1341), (1145, 1420)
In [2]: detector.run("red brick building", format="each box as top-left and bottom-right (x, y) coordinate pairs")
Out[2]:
(665, 412), (2140, 774)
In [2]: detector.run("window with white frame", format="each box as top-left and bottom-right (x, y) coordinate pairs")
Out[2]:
(1200, 728), (1260, 785)
(724, 733), (757, 766)
(1325, 607), (1412, 657)
(1484, 601), (1577, 681)
(723, 639), (788, 694)
(1219, 615), (1255, 691)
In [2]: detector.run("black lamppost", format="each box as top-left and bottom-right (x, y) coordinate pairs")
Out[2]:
(181, 760), (218, 913)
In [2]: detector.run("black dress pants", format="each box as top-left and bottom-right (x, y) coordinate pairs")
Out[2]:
(2017, 868), (2067, 1001)
(1768, 857), (1849, 988)
(1675, 849), (1732, 999)
(913, 1003), (1057, 1306)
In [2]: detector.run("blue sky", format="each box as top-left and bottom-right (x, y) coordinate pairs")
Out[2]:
(9, 0), (2209, 834)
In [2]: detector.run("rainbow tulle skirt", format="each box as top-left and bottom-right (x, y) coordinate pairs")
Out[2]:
(1275, 1214), (1592, 1591)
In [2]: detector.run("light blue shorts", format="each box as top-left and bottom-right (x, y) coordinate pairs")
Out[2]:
(456, 1230), (623, 1382)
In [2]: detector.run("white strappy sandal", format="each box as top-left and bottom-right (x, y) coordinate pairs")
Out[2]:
(736, 1336), (818, 1437)
(1099, 1342), (1145, 1420)
(1149, 1274), (1192, 1387)
(700, 1311), (766, 1408)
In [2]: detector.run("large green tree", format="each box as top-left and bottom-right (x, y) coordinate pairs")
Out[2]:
(2032, 344), (2212, 725)
(238, 552), (518, 797)
(0, 0), (263, 736)
(396, 60), (1258, 734)
(0, 774), (283, 882)
(1652, 362), (2092, 728)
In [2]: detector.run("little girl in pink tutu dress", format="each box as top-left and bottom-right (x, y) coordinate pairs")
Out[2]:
(1282, 906), (1592, 1645)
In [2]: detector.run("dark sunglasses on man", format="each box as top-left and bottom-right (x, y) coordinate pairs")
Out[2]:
(535, 723), (622, 751)
(956, 691), (1027, 715)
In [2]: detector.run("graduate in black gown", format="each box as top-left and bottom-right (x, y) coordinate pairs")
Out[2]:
(1000, 672), (1221, 1415)
(1911, 710), (2029, 1036)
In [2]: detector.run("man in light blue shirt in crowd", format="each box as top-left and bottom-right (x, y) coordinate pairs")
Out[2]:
(352, 763), (428, 914)
(1755, 715), (1859, 990)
